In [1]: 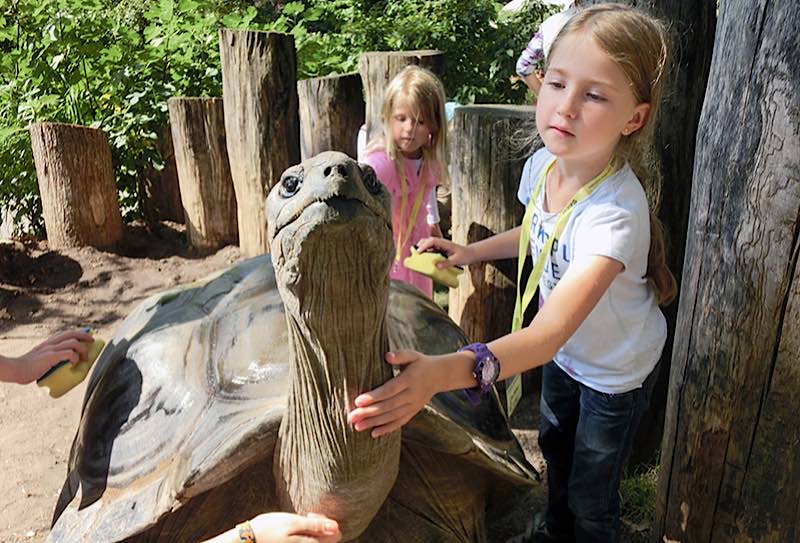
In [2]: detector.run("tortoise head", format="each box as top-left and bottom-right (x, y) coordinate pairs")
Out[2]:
(266, 153), (401, 538)
(266, 151), (394, 307)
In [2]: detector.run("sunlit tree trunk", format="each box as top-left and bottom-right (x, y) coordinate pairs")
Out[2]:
(168, 97), (238, 252)
(656, 1), (800, 541)
(29, 122), (124, 249)
(219, 29), (299, 257)
(297, 73), (364, 161)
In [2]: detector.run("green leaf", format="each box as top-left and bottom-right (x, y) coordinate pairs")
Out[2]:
(282, 2), (305, 17)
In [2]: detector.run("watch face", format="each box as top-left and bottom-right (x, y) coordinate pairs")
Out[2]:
(480, 356), (499, 382)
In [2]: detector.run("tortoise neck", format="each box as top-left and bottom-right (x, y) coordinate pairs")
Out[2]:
(274, 283), (400, 540)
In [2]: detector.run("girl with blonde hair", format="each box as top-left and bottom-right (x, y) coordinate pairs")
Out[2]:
(361, 65), (449, 298)
(350, 5), (676, 542)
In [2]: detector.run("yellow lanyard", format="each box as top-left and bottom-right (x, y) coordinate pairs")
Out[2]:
(395, 161), (427, 262)
(505, 157), (616, 415)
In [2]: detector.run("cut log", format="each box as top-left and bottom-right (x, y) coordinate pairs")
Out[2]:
(29, 122), (123, 249)
(141, 124), (184, 224)
(448, 105), (538, 343)
(168, 97), (238, 252)
(219, 29), (299, 257)
(357, 51), (444, 146)
(656, 1), (800, 541)
(297, 73), (365, 160)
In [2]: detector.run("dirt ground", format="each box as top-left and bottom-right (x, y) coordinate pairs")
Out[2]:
(0, 222), (646, 543)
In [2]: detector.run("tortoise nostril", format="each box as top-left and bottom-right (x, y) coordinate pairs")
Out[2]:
(324, 166), (332, 177)
(336, 164), (348, 178)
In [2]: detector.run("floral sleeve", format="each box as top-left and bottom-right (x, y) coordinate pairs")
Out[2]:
(516, 31), (545, 77)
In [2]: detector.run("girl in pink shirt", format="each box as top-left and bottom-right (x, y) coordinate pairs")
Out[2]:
(362, 66), (449, 298)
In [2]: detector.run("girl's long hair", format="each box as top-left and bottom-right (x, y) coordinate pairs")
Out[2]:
(550, 3), (677, 305)
(379, 65), (449, 188)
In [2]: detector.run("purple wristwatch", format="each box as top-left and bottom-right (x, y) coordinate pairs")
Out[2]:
(459, 342), (501, 405)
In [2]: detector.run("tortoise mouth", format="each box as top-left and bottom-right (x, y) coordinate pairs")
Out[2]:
(273, 196), (392, 242)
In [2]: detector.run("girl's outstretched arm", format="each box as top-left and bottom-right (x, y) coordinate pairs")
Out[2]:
(0, 329), (93, 384)
(417, 226), (522, 269)
(348, 255), (623, 437)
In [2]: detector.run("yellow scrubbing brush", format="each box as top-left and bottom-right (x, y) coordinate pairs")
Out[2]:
(404, 246), (464, 288)
(36, 328), (105, 398)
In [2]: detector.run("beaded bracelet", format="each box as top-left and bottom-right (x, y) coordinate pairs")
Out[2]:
(237, 521), (256, 543)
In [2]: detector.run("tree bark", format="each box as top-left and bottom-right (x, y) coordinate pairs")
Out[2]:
(219, 29), (299, 257)
(297, 73), (365, 161)
(357, 51), (444, 146)
(141, 124), (184, 224)
(168, 97), (238, 252)
(29, 122), (123, 249)
(656, 2), (800, 541)
(448, 105), (538, 343)
(582, 0), (717, 467)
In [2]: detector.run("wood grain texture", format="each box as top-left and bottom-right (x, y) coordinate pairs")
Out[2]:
(219, 29), (299, 257)
(448, 105), (537, 344)
(297, 73), (364, 160)
(29, 122), (123, 249)
(168, 97), (238, 251)
(656, 1), (800, 540)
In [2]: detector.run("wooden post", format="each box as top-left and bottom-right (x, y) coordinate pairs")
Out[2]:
(358, 51), (444, 146)
(29, 122), (124, 249)
(141, 124), (184, 224)
(168, 97), (238, 252)
(448, 105), (538, 343)
(297, 73), (365, 160)
(219, 29), (299, 257)
(656, 1), (800, 541)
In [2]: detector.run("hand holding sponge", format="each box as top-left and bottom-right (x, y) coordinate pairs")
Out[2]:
(404, 246), (464, 288)
(36, 328), (105, 398)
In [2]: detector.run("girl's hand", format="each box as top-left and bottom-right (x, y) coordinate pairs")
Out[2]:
(3, 329), (94, 384)
(348, 350), (439, 438)
(250, 512), (341, 543)
(416, 237), (473, 269)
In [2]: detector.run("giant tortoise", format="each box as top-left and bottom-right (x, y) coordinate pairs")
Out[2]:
(48, 152), (538, 542)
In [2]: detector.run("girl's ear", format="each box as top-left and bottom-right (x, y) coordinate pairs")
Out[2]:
(622, 102), (651, 136)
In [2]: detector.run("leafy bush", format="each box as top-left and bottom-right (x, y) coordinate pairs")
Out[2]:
(0, 0), (549, 237)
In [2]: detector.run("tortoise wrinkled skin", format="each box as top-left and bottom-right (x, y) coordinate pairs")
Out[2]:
(48, 152), (537, 543)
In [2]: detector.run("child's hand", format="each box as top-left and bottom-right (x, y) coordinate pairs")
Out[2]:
(416, 237), (472, 268)
(2, 329), (94, 384)
(429, 223), (443, 238)
(348, 350), (438, 438)
(250, 512), (341, 543)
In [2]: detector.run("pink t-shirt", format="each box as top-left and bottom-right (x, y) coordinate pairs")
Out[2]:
(364, 150), (440, 297)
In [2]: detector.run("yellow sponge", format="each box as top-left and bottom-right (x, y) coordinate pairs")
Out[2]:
(36, 334), (105, 398)
(404, 247), (464, 288)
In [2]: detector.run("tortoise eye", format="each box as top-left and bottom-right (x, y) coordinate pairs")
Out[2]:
(279, 174), (302, 198)
(360, 165), (381, 195)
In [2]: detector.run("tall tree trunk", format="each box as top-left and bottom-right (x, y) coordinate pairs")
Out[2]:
(219, 29), (299, 257)
(297, 73), (364, 160)
(168, 97), (238, 252)
(656, 2), (800, 541)
(29, 122), (123, 249)
(448, 105), (537, 343)
(583, 0), (717, 466)
(357, 51), (444, 146)
(141, 124), (184, 224)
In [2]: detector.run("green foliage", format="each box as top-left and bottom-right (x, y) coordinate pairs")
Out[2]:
(620, 462), (659, 531)
(0, 0), (549, 237)
(0, 0), (269, 235)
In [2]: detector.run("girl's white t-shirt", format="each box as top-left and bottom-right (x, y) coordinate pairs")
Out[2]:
(517, 148), (666, 393)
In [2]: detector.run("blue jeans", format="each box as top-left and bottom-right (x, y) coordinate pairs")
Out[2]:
(538, 361), (658, 543)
